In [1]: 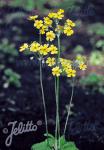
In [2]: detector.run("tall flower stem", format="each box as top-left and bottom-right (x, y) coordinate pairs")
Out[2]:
(39, 59), (49, 145)
(39, 33), (49, 146)
(55, 33), (61, 149)
(63, 78), (75, 136)
(55, 77), (58, 150)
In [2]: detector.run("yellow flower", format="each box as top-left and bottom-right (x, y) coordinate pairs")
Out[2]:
(58, 9), (64, 14)
(28, 15), (38, 21)
(34, 20), (43, 29)
(44, 17), (53, 26)
(40, 25), (48, 34)
(46, 57), (55, 67)
(79, 63), (87, 70)
(52, 66), (62, 77)
(46, 31), (56, 41)
(19, 43), (28, 52)
(66, 19), (76, 27)
(76, 55), (86, 63)
(57, 9), (64, 20)
(39, 44), (49, 55)
(48, 9), (64, 20)
(30, 42), (40, 52)
(60, 58), (71, 66)
(60, 58), (72, 71)
(64, 26), (74, 36)
(66, 69), (76, 77)
(48, 12), (56, 19)
(48, 45), (58, 54)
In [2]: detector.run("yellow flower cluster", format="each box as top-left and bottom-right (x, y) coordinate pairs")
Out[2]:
(64, 19), (75, 36)
(19, 42), (58, 56)
(50, 57), (87, 77)
(28, 9), (75, 38)
(76, 55), (87, 70)
(19, 9), (87, 78)
(32, 14), (53, 35)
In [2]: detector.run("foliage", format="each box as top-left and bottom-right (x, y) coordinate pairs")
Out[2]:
(73, 45), (84, 54)
(50, 0), (77, 11)
(0, 39), (21, 88)
(88, 23), (104, 36)
(96, 40), (104, 51)
(3, 68), (21, 88)
(32, 134), (78, 150)
(89, 50), (104, 66)
(0, 0), (78, 13)
(0, 0), (48, 12)
(80, 73), (104, 94)
(0, 38), (18, 57)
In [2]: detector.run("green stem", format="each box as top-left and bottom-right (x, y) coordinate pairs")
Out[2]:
(39, 60), (49, 140)
(56, 76), (60, 148)
(39, 33), (49, 147)
(63, 78), (75, 136)
(39, 32), (42, 44)
(55, 34), (61, 149)
(55, 77), (58, 150)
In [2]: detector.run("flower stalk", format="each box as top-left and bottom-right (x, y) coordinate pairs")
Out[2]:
(39, 58), (49, 146)
(63, 78), (75, 136)
(55, 33), (61, 150)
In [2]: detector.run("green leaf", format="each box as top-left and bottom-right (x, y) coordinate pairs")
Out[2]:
(62, 141), (78, 150)
(60, 136), (66, 146)
(31, 135), (79, 150)
(4, 68), (21, 88)
(31, 140), (52, 150)
(60, 136), (78, 150)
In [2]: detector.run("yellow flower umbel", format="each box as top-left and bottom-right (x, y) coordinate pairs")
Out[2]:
(19, 43), (28, 52)
(46, 31), (55, 41)
(39, 44), (49, 56)
(30, 42), (40, 52)
(48, 45), (58, 54)
(66, 69), (76, 77)
(34, 20), (43, 29)
(46, 57), (55, 67)
(28, 15), (38, 21)
(52, 66), (62, 77)
(79, 63), (87, 70)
